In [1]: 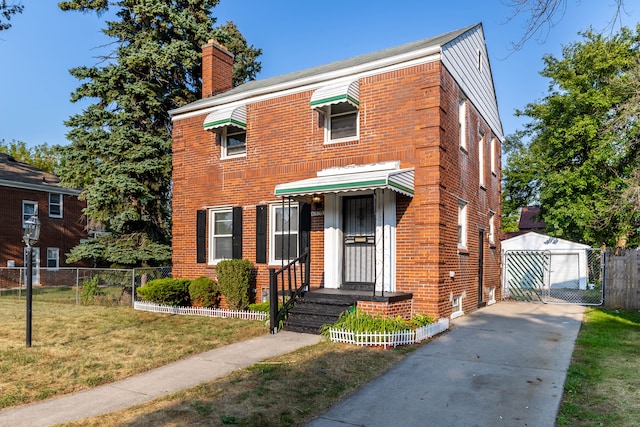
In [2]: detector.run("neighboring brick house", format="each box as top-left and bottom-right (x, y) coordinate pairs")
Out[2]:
(170, 23), (503, 321)
(0, 153), (87, 285)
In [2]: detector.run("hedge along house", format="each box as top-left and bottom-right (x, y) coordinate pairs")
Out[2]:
(170, 23), (503, 328)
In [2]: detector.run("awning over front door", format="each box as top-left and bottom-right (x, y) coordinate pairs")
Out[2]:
(274, 167), (414, 198)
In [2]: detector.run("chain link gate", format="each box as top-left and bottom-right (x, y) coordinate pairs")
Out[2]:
(503, 249), (603, 305)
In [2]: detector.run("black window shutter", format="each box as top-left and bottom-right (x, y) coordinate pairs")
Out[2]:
(196, 210), (206, 263)
(255, 205), (267, 263)
(299, 202), (311, 255)
(232, 206), (243, 259)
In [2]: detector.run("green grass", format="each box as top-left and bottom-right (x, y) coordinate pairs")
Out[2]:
(60, 341), (416, 427)
(557, 308), (640, 426)
(0, 299), (268, 409)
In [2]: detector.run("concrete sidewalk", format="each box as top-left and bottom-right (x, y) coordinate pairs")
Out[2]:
(307, 301), (585, 427)
(0, 331), (321, 427)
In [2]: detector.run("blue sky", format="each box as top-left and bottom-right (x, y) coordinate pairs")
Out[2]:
(1, 1), (638, 148)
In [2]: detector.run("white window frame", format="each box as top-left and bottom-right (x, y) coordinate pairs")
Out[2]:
(22, 201), (38, 228)
(269, 202), (299, 264)
(47, 247), (60, 270)
(323, 103), (359, 144)
(490, 136), (497, 176)
(221, 126), (247, 159)
(489, 211), (496, 245)
(208, 208), (233, 264)
(451, 294), (464, 319)
(458, 96), (467, 150)
(479, 130), (485, 189)
(49, 193), (63, 218)
(458, 199), (467, 250)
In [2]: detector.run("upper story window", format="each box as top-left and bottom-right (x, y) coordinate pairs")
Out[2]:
(478, 130), (485, 189)
(22, 201), (37, 228)
(310, 80), (360, 144)
(490, 136), (497, 176)
(325, 103), (358, 142)
(203, 105), (247, 159)
(49, 193), (63, 218)
(221, 126), (246, 158)
(459, 96), (467, 150)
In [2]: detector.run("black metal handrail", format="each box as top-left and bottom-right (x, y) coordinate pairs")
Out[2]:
(269, 248), (310, 333)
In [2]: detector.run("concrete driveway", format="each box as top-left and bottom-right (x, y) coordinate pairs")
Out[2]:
(307, 301), (584, 427)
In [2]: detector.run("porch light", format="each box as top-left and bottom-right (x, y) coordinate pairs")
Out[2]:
(23, 215), (41, 348)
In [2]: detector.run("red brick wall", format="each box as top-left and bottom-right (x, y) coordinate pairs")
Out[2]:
(172, 60), (502, 318)
(357, 300), (413, 320)
(0, 187), (87, 270)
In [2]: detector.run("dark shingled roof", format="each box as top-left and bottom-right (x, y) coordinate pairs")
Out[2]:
(0, 153), (62, 187)
(519, 206), (545, 230)
(171, 23), (479, 116)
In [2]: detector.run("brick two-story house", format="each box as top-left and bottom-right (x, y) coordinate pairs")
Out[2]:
(170, 23), (503, 323)
(0, 153), (87, 285)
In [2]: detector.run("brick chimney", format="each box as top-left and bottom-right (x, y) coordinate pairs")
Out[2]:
(201, 39), (234, 99)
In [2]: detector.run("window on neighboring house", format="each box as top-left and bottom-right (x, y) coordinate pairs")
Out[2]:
(270, 203), (299, 263)
(490, 136), (497, 175)
(221, 125), (246, 158)
(458, 96), (467, 150)
(324, 102), (358, 143)
(209, 209), (233, 263)
(22, 201), (38, 228)
(47, 248), (59, 270)
(477, 49), (483, 73)
(458, 200), (467, 249)
(479, 130), (485, 188)
(49, 193), (63, 218)
(489, 211), (496, 245)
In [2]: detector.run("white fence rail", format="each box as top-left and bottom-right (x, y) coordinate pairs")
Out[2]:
(134, 301), (269, 321)
(328, 318), (450, 349)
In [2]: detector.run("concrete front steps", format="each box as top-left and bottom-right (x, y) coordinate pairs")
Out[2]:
(283, 291), (358, 334)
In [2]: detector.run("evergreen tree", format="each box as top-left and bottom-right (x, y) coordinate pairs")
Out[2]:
(57, 0), (261, 266)
(503, 26), (640, 246)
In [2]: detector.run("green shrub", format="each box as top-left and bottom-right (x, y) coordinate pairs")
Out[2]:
(216, 259), (253, 311)
(80, 276), (104, 305)
(189, 276), (220, 308)
(321, 309), (433, 336)
(248, 301), (270, 312)
(136, 278), (191, 306)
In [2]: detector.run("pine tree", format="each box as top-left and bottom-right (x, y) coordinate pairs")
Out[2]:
(57, 0), (261, 266)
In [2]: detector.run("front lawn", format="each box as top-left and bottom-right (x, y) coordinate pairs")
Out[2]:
(0, 299), (267, 409)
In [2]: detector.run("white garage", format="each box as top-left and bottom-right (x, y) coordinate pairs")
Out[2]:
(502, 232), (592, 291)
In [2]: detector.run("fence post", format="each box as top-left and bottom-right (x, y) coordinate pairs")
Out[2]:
(75, 268), (80, 305)
(269, 268), (277, 334)
(131, 269), (136, 307)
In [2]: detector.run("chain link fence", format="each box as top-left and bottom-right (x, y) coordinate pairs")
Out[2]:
(503, 248), (603, 305)
(0, 267), (171, 306)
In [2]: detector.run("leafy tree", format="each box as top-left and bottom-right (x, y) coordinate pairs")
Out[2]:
(0, 139), (61, 173)
(503, 26), (640, 246)
(57, 0), (261, 267)
(0, 1), (23, 31)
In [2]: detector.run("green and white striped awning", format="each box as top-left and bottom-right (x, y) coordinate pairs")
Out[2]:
(203, 105), (247, 130)
(275, 168), (414, 198)
(310, 80), (360, 109)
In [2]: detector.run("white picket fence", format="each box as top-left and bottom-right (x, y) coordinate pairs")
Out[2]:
(134, 301), (269, 321)
(328, 318), (450, 349)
